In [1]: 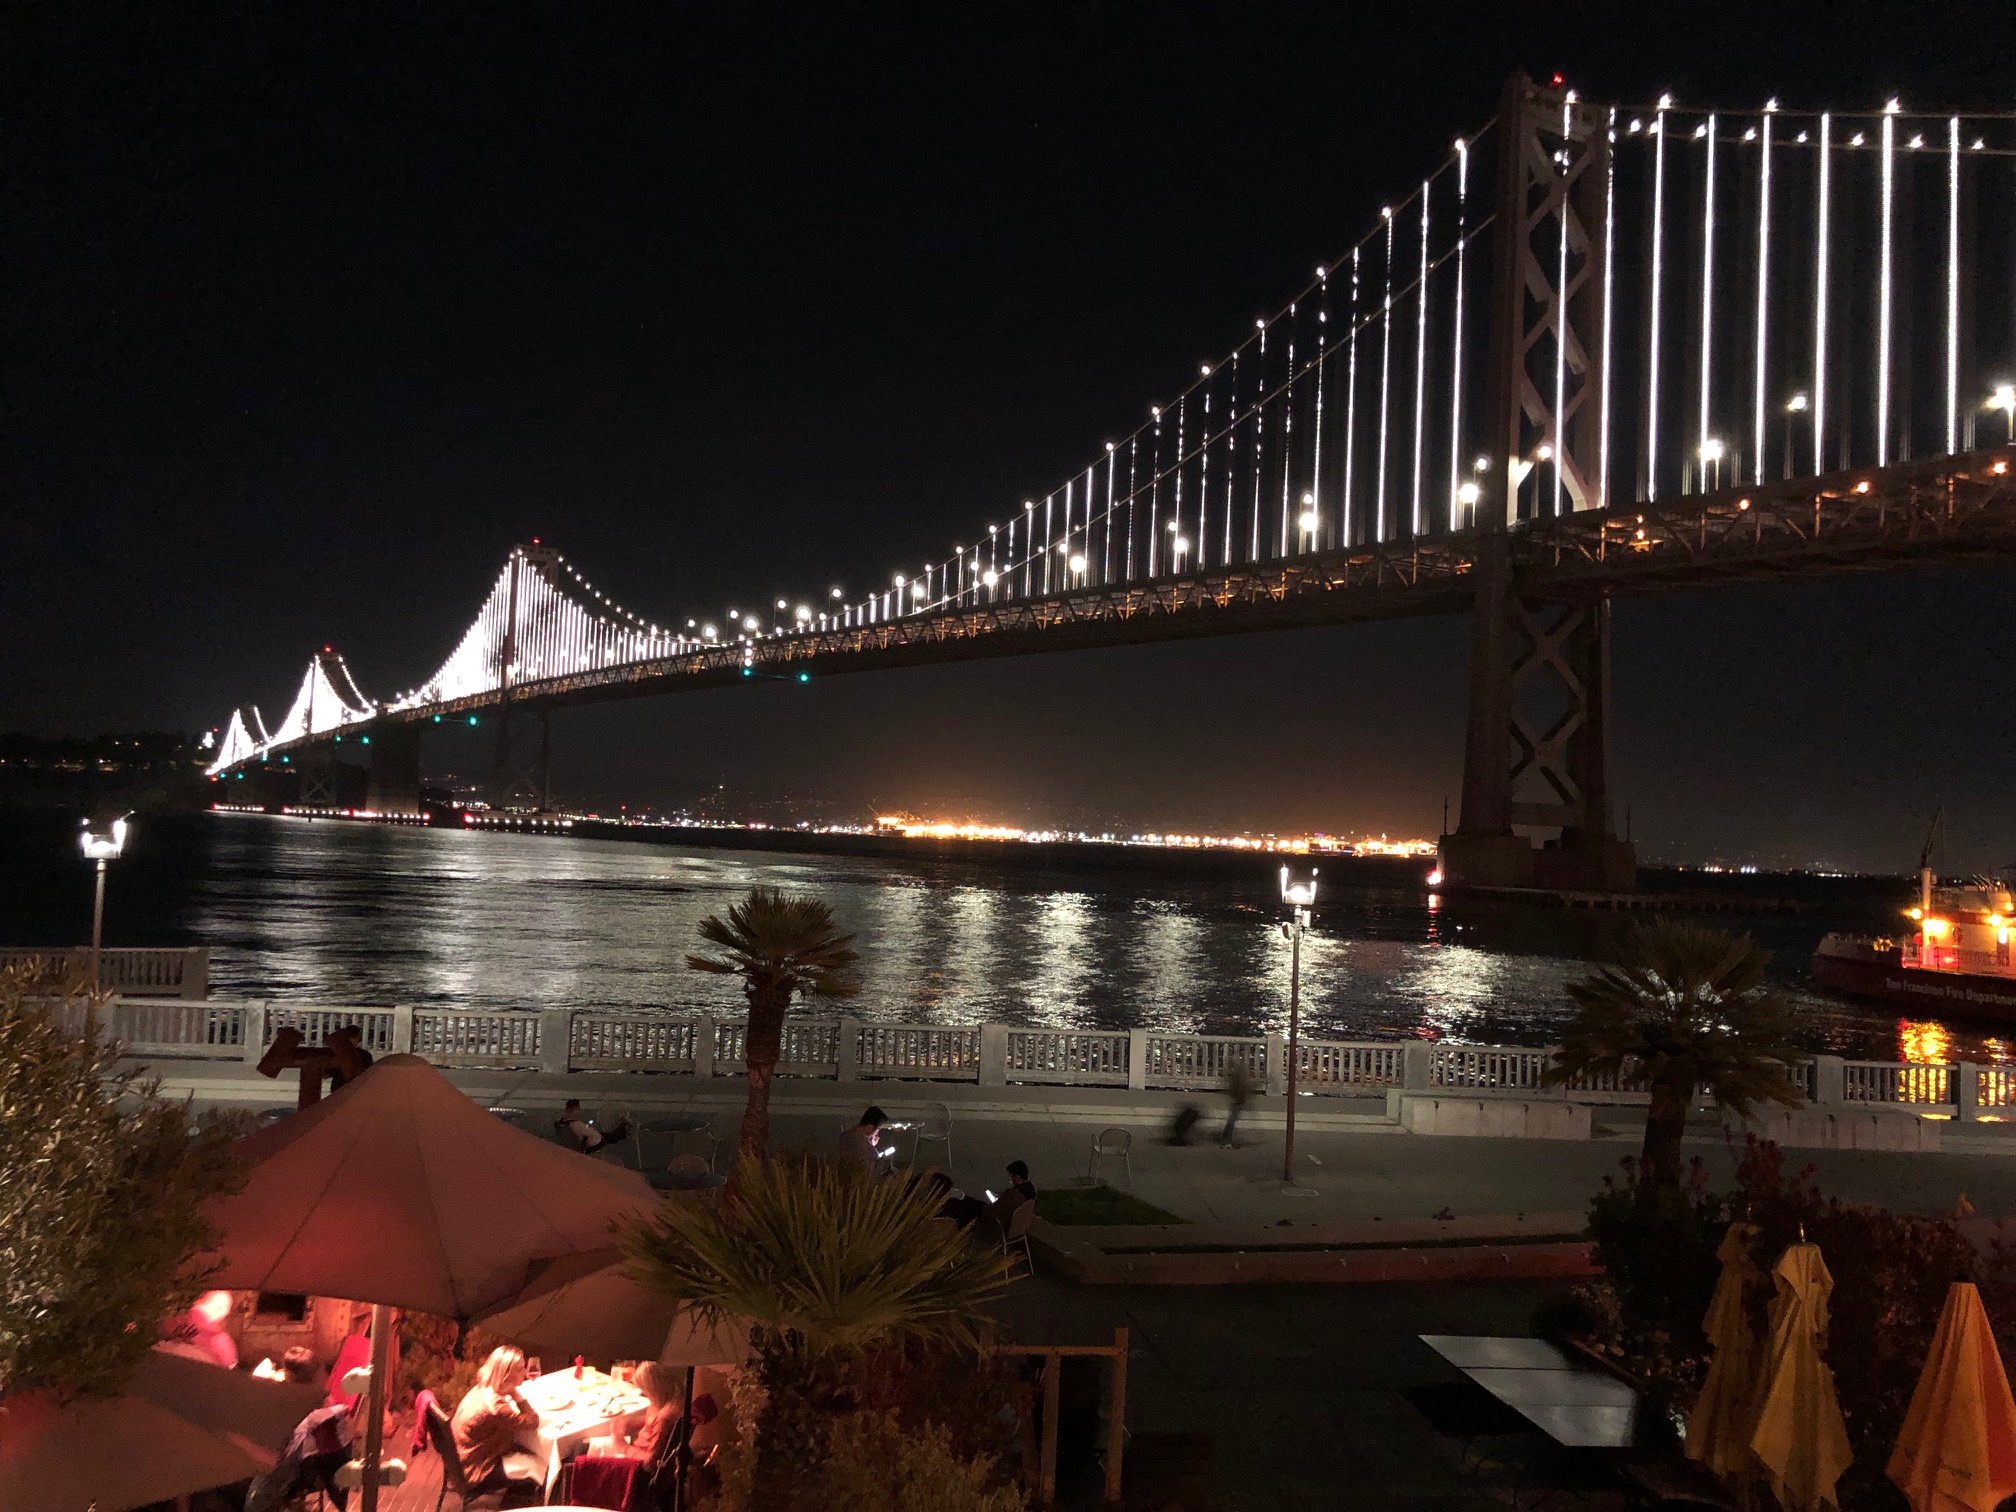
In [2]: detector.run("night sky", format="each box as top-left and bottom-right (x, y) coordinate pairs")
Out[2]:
(7, 5), (2013, 872)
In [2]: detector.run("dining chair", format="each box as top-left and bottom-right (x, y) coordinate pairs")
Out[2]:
(1087, 1127), (1133, 1189)
(422, 1401), (542, 1512)
(1002, 1200), (1037, 1280)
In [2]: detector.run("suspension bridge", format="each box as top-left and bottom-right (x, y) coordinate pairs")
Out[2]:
(204, 76), (2016, 891)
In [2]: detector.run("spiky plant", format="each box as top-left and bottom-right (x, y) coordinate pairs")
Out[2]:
(1549, 920), (1803, 1185)
(686, 887), (859, 1160)
(616, 1157), (1008, 1511)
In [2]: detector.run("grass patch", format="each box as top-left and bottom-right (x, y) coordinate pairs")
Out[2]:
(1036, 1185), (1186, 1226)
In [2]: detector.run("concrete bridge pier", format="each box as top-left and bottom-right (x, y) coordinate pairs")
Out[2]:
(366, 723), (423, 815)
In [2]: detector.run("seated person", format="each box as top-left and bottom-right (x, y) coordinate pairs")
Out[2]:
(989, 1160), (1038, 1226)
(451, 1345), (544, 1489)
(918, 1167), (988, 1228)
(836, 1106), (889, 1175)
(603, 1361), (681, 1461)
(245, 1398), (354, 1512)
(561, 1098), (632, 1154)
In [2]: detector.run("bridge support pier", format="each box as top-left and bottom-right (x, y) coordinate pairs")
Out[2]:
(489, 703), (552, 812)
(366, 724), (423, 815)
(1441, 73), (1634, 894)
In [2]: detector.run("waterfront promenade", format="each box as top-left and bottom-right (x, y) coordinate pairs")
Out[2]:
(152, 1058), (2016, 1232)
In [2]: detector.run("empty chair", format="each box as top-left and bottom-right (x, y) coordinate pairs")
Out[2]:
(655, 1153), (728, 1192)
(1002, 1199), (1037, 1280)
(1088, 1127), (1132, 1189)
(906, 1101), (953, 1169)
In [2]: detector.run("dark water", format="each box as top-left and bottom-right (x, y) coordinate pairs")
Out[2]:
(0, 810), (1999, 1064)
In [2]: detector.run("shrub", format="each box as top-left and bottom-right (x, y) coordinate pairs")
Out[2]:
(0, 969), (248, 1398)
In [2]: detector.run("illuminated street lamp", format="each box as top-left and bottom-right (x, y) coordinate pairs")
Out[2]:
(1988, 384), (2016, 445)
(1279, 865), (1318, 1192)
(1699, 436), (1727, 492)
(1783, 393), (1809, 479)
(78, 814), (129, 989)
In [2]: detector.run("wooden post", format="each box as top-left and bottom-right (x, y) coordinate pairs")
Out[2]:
(1040, 1352), (1061, 1507)
(1104, 1327), (1128, 1503)
(359, 1302), (392, 1512)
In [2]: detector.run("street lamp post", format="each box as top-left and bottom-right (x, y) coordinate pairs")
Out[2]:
(1279, 865), (1318, 1190)
(1784, 394), (1809, 480)
(78, 815), (130, 990)
(1989, 385), (2016, 446)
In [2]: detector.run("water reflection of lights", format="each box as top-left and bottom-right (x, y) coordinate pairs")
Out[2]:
(1898, 1020), (1952, 1066)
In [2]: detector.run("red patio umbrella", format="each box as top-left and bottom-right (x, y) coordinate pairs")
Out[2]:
(202, 1054), (657, 1512)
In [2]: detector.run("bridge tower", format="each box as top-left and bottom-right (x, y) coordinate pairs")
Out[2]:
(488, 544), (557, 811)
(1441, 75), (1637, 893)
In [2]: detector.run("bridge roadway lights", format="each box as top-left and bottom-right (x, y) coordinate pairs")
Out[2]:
(365, 724), (423, 816)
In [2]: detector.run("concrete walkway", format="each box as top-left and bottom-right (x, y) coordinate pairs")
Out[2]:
(157, 1059), (2016, 1229)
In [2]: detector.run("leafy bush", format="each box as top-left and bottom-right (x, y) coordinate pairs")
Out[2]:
(821, 1408), (1026, 1512)
(0, 968), (248, 1398)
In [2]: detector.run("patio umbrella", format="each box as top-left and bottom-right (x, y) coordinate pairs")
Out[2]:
(205, 1054), (655, 1318)
(477, 1248), (753, 1368)
(202, 1054), (657, 1512)
(0, 1352), (321, 1512)
(1886, 1280), (2016, 1512)
(1749, 1240), (1854, 1512)
(1686, 1222), (1764, 1481)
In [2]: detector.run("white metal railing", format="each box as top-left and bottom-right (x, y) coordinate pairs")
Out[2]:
(571, 1015), (696, 1071)
(2, 946), (209, 999)
(1296, 1038), (1404, 1090)
(1142, 1034), (1268, 1090)
(857, 1025), (982, 1080)
(1005, 1030), (1130, 1086)
(1843, 1059), (1953, 1108)
(410, 1010), (541, 1068)
(68, 998), (1996, 1120)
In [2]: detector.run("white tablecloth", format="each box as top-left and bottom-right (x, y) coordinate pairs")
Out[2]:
(515, 1368), (652, 1493)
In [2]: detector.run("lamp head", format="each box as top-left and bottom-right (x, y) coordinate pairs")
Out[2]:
(1279, 865), (1318, 907)
(80, 815), (129, 862)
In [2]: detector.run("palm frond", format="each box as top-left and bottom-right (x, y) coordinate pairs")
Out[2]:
(615, 1157), (1006, 1358)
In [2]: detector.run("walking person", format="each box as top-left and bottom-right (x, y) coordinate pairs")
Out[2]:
(1220, 1060), (1254, 1147)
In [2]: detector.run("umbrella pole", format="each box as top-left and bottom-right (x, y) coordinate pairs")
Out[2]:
(674, 1364), (695, 1512)
(360, 1302), (392, 1512)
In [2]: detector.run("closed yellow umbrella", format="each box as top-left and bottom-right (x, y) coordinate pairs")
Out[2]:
(1750, 1240), (1854, 1511)
(1887, 1281), (2016, 1512)
(1686, 1221), (1763, 1480)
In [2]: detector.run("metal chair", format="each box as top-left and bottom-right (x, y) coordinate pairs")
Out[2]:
(1002, 1199), (1037, 1280)
(1088, 1126), (1133, 1189)
(422, 1400), (542, 1512)
(906, 1101), (953, 1170)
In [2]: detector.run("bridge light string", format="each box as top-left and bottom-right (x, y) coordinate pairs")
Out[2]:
(1752, 102), (1774, 485)
(1412, 177), (1432, 532)
(1147, 409), (1163, 575)
(1696, 111), (1718, 492)
(1125, 438), (1138, 578)
(1814, 112), (1831, 474)
(1596, 110), (1617, 509)
(1196, 375), (1211, 565)
(1647, 97), (1670, 501)
(1277, 313), (1296, 557)
(1375, 207), (1395, 538)
(1250, 319), (1268, 560)
(1946, 114), (1961, 455)
(1877, 99), (1897, 467)
(1104, 441), (1118, 581)
(1344, 247), (1361, 546)
(1171, 397), (1187, 574)
(1447, 140), (1470, 522)
(1553, 102), (1572, 517)
(1222, 352), (1240, 562)
(1309, 273), (1328, 550)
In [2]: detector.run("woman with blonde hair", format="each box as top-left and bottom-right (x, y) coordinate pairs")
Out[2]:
(449, 1345), (544, 1490)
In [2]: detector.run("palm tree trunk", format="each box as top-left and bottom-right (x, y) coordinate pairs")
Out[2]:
(1640, 1075), (1694, 1186)
(738, 984), (789, 1161)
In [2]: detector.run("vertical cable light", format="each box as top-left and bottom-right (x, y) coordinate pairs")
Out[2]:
(1752, 103), (1774, 484)
(1946, 114), (1961, 456)
(1375, 209), (1395, 538)
(1552, 101), (1572, 516)
(1411, 179), (1432, 533)
(1697, 112), (1719, 489)
(1814, 112), (1831, 474)
(1597, 109), (1617, 508)
(1446, 139), (1470, 521)
(1647, 98), (1670, 500)
(1877, 99), (1898, 466)
(1344, 247), (1361, 546)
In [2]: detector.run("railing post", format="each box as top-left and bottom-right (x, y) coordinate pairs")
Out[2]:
(390, 1005), (415, 1055)
(693, 1015), (715, 1079)
(979, 1024), (1009, 1087)
(1264, 1032), (1287, 1097)
(240, 1000), (268, 1065)
(182, 946), (210, 1001)
(538, 1009), (574, 1074)
(1955, 1062), (1980, 1122)
(1127, 1030), (1149, 1092)
(835, 1017), (861, 1082)
(1403, 1041), (1434, 1091)
(1810, 1054), (1845, 1108)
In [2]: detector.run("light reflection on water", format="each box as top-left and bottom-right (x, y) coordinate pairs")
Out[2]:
(0, 811), (1991, 1060)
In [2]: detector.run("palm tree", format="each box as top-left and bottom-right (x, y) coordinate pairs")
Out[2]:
(616, 1156), (1008, 1510)
(687, 887), (860, 1160)
(1548, 920), (1803, 1186)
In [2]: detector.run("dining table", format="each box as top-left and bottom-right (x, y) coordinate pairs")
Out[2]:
(514, 1365), (654, 1495)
